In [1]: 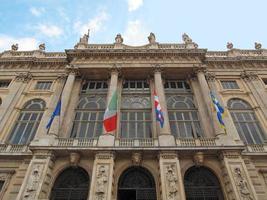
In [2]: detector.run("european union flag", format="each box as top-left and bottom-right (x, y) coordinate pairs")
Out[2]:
(46, 98), (61, 129)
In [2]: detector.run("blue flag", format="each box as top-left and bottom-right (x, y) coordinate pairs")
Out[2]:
(210, 92), (225, 129)
(46, 98), (61, 129)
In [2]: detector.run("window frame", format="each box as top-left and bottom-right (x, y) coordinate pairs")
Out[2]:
(220, 80), (240, 90)
(35, 81), (53, 90)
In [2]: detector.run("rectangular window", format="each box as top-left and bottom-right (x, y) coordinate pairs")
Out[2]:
(0, 80), (11, 88)
(35, 81), (52, 90)
(221, 80), (239, 89)
(164, 80), (191, 91)
(81, 81), (108, 93)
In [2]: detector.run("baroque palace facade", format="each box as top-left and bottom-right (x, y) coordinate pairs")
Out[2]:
(0, 32), (267, 200)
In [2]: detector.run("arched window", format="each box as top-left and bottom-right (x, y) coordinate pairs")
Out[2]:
(167, 95), (202, 138)
(50, 167), (90, 200)
(121, 80), (152, 138)
(184, 166), (224, 200)
(228, 98), (265, 144)
(9, 99), (45, 145)
(118, 167), (157, 200)
(71, 80), (107, 138)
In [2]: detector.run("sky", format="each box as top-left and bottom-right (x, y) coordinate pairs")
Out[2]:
(0, 0), (266, 52)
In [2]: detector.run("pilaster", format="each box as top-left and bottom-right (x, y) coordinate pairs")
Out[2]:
(158, 151), (185, 200)
(89, 151), (115, 200)
(16, 151), (55, 200)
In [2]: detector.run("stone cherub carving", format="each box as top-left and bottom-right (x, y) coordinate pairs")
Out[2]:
(39, 43), (45, 51)
(79, 29), (90, 44)
(166, 165), (178, 200)
(148, 32), (156, 44)
(115, 34), (123, 44)
(11, 43), (18, 51)
(255, 42), (262, 50)
(95, 165), (108, 200)
(227, 42), (233, 50)
(234, 167), (253, 200)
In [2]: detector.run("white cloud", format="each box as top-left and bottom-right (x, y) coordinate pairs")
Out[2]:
(36, 24), (63, 37)
(128, 0), (143, 12)
(0, 35), (39, 52)
(74, 10), (109, 36)
(30, 7), (45, 17)
(123, 20), (148, 45)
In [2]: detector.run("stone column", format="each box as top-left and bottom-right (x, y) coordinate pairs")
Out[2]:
(219, 151), (258, 200)
(89, 152), (115, 200)
(16, 151), (55, 200)
(196, 68), (223, 136)
(206, 72), (242, 143)
(241, 71), (267, 120)
(153, 66), (175, 146)
(0, 72), (32, 141)
(98, 66), (119, 146)
(158, 151), (185, 200)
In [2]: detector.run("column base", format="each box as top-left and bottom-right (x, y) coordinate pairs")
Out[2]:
(98, 134), (115, 146)
(158, 134), (176, 146)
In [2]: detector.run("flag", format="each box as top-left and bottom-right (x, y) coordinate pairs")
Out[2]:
(103, 90), (117, 133)
(210, 92), (225, 129)
(46, 98), (61, 129)
(154, 90), (164, 128)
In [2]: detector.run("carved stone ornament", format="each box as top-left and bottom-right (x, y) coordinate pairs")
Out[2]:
(24, 164), (43, 199)
(240, 71), (258, 81)
(11, 43), (18, 51)
(132, 152), (142, 166)
(182, 33), (198, 49)
(193, 152), (204, 166)
(148, 32), (156, 44)
(227, 42), (233, 50)
(79, 29), (90, 44)
(69, 152), (80, 167)
(15, 72), (32, 82)
(115, 34), (123, 44)
(38, 43), (45, 51)
(165, 165), (178, 200)
(95, 165), (108, 200)
(233, 167), (253, 200)
(205, 72), (216, 82)
(255, 42), (262, 50)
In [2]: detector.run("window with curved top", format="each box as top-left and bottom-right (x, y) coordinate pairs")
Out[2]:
(165, 81), (202, 138)
(9, 99), (45, 145)
(71, 80), (107, 138)
(120, 80), (152, 138)
(228, 98), (265, 144)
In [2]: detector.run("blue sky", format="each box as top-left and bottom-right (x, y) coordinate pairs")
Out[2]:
(0, 0), (266, 52)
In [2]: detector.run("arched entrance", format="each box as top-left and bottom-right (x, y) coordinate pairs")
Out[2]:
(50, 167), (90, 200)
(184, 166), (224, 200)
(118, 167), (157, 200)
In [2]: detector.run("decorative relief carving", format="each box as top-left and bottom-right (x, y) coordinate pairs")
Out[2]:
(182, 33), (198, 49)
(132, 152), (142, 166)
(240, 71), (258, 81)
(15, 72), (32, 82)
(69, 152), (80, 167)
(95, 165), (108, 200)
(152, 64), (162, 73)
(218, 151), (241, 160)
(233, 167), (253, 200)
(24, 164), (43, 199)
(159, 152), (177, 160)
(205, 72), (216, 82)
(193, 152), (204, 166)
(95, 152), (115, 160)
(165, 164), (178, 200)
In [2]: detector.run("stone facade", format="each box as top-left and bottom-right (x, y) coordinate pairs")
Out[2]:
(0, 34), (267, 200)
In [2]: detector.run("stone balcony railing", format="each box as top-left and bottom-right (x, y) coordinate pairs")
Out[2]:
(245, 144), (267, 153)
(0, 144), (30, 154)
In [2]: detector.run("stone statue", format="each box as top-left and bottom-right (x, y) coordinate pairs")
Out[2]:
(11, 43), (18, 51)
(39, 43), (45, 51)
(115, 34), (123, 44)
(148, 32), (156, 44)
(234, 167), (253, 200)
(95, 165), (108, 200)
(182, 33), (193, 44)
(227, 42), (233, 50)
(24, 165), (41, 198)
(79, 29), (90, 44)
(255, 42), (262, 50)
(166, 165), (178, 200)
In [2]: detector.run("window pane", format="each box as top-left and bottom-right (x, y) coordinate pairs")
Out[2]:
(129, 122), (136, 138)
(137, 122), (144, 138)
(121, 122), (128, 138)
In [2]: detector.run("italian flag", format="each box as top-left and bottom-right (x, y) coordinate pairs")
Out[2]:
(103, 90), (117, 133)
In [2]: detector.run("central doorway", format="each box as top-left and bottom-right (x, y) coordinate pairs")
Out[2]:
(117, 167), (157, 200)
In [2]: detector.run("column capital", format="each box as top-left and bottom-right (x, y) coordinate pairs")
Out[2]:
(205, 71), (216, 82)
(240, 71), (259, 81)
(193, 67), (207, 75)
(15, 72), (32, 83)
(152, 64), (163, 73)
(66, 65), (80, 76)
(109, 64), (121, 74)
(56, 73), (68, 81)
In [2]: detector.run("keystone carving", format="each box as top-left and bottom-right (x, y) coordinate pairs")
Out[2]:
(69, 152), (80, 167)
(132, 152), (142, 166)
(193, 152), (204, 166)
(233, 167), (253, 200)
(166, 165), (178, 200)
(95, 165), (108, 200)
